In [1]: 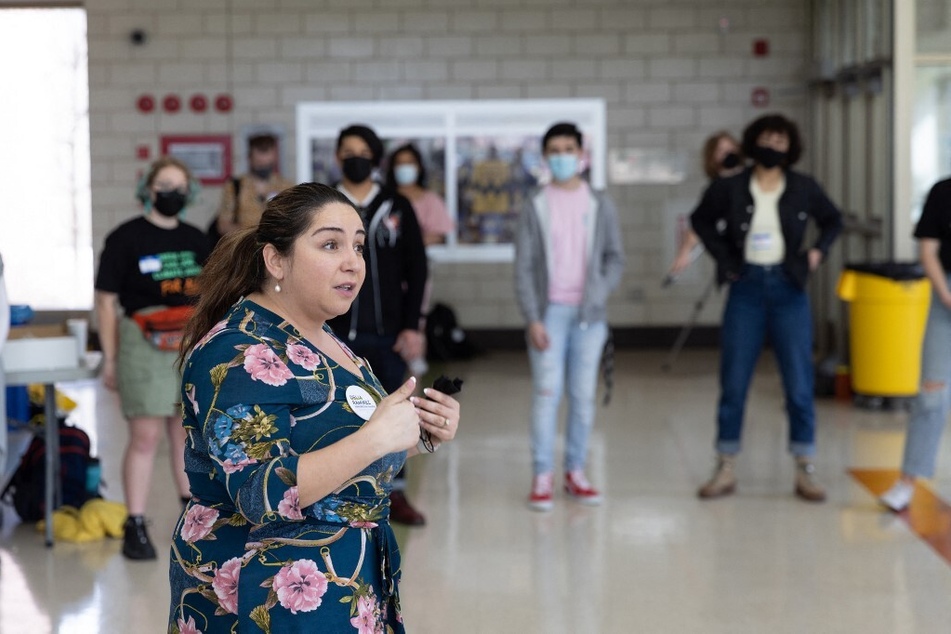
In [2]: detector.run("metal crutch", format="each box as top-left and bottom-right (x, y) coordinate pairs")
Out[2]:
(661, 275), (717, 371)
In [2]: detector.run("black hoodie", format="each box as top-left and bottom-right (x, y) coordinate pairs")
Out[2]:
(328, 185), (428, 340)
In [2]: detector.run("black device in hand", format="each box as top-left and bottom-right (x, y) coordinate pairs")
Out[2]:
(419, 375), (463, 452)
(431, 375), (463, 396)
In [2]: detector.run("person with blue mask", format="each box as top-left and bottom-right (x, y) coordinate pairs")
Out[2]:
(386, 143), (454, 246)
(514, 122), (626, 511)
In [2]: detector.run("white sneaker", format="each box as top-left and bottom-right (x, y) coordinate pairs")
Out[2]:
(880, 480), (915, 512)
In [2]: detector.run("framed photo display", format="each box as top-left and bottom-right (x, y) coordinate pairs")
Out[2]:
(296, 99), (606, 262)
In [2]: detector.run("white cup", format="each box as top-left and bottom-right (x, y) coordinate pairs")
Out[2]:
(65, 318), (89, 363)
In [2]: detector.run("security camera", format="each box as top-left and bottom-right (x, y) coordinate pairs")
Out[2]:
(130, 29), (147, 46)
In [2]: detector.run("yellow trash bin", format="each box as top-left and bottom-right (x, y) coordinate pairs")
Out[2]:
(836, 262), (931, 397)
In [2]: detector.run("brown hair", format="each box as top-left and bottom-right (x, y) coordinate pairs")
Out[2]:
(177, 182), (357, 368)
(248, 133), (277, 154)
(701, 131), (740, 180)
(135, 156), (194, 203)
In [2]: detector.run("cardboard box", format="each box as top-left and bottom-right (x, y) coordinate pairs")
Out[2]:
(3, 324), (79, 373)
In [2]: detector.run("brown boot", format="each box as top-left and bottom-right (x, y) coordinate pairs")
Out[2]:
(698, 454), (737, 499)
(389, 490), (426, 526)
(794, 457), (826, 502)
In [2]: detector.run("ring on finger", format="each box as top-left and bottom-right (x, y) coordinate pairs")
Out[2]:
(443, 417), (450, 427)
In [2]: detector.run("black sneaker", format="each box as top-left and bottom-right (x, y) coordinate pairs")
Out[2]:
(122, 515), (157, 560)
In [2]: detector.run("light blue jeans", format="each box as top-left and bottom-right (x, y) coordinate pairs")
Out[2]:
(528, 303), (608, 476)
(901, 274), (951, 478)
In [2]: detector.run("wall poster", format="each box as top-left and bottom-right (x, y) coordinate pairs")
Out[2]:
(296, 99), (606, 262)
(160, 135), (232, 185)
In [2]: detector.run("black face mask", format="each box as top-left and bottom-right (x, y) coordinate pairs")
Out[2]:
(752, 146), (787, 170)
(153, 190), (187, 217)
(251, 165), (274, 180)
(721, 152), (740, 170)
(342, 156), (374, 184)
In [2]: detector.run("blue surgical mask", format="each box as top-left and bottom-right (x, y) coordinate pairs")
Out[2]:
(547, 154), (578, 182)
(394, 164), (419, 186)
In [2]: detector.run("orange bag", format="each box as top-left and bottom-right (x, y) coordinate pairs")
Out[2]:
(131, 306), (194, 351)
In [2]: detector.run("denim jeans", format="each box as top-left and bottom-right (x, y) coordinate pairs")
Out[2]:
(528, 303), (608, 476)
(901, 272), (951, 478)
(716, 264), (816, 457)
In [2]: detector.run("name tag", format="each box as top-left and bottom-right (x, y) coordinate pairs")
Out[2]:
(138, 255), (162, 274)
(346, 385), (378, 421)
(750, 232), (774, 252)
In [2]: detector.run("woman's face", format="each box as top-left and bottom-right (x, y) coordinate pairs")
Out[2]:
(756, 130), (790, 152)
(279, 202), (367, 322)
(714, 137), (739, 164)
(393, 150), (418, 169)
(150, 165), (188, 199)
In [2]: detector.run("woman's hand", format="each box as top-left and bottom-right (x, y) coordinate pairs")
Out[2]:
(393, 329), (424, 363)
(412, 387), (460, 450)
(807, 248), (823, 272)
(363, 377), (421, 456)
(528, 322), (549, 351)
(101, 358), (118, 391)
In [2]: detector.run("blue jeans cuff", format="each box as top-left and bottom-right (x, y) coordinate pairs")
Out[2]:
(789, 442), (815, 458)
(715, 440), (741, 455)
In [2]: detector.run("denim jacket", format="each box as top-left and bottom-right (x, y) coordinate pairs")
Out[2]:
(514, 186), (626, 326)
(690, 168), (843, 289)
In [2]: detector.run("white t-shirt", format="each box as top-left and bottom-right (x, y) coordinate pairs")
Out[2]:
(745, 176), (786, 265)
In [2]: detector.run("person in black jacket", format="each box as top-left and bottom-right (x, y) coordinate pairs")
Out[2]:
(690, 113), (842, 502)
(326, 124), (430, 525)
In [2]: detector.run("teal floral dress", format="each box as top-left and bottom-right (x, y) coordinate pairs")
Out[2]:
(168, 299), (406, 634)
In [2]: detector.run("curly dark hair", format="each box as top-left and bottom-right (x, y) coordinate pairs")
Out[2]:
(741, 113), (802, 167)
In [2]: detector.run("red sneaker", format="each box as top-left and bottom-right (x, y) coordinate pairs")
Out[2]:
(528, 473), (554, 511)
(565, 470), (602, 505)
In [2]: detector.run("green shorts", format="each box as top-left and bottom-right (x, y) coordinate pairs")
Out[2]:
(117, 316), (182, 419)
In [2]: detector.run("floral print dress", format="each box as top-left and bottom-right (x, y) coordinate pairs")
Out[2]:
(168, 300), (406, 634)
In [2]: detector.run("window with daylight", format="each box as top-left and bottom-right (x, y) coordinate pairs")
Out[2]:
(0, 8), (91, 310)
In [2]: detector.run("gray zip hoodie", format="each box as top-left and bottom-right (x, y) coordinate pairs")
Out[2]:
(514, 185), (626, 326)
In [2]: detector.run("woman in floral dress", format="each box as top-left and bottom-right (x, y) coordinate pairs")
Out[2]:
(168, 182), (461, 633)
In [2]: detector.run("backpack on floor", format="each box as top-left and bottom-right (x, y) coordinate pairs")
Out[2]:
(425, 302), (479, 362)
(1, 418), (100, 522)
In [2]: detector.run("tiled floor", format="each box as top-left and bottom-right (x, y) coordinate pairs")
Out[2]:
(3, 348), (951, 633)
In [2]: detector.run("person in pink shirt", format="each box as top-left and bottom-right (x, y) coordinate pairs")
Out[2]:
(514, 122), (626, 511)
(386, 143), (455, 245)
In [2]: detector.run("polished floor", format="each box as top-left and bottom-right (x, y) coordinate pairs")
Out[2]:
(2, 348), (951, 633)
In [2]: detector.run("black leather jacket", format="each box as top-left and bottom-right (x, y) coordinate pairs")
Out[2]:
(690, 168), (843, 289)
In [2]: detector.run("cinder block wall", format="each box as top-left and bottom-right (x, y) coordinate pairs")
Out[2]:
(86, 0), (810, 329)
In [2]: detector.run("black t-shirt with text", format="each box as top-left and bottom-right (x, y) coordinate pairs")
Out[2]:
(914, 177), (951, 272)
(95, 216), (210, 315)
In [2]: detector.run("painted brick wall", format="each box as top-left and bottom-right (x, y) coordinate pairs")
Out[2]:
(85, 0), (810, 329)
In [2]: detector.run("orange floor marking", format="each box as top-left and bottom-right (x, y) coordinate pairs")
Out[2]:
(850, 468), (951, 566)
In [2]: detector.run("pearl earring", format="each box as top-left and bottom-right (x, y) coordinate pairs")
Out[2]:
(274, 283), (282, 293)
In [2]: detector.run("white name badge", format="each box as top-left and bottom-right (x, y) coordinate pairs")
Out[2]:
(750, 232), (773, 252)
(138, 255), (162, 274)
(346, 385), (378, 421)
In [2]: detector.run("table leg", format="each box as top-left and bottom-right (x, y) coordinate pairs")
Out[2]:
(44, 384), (58, 548)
